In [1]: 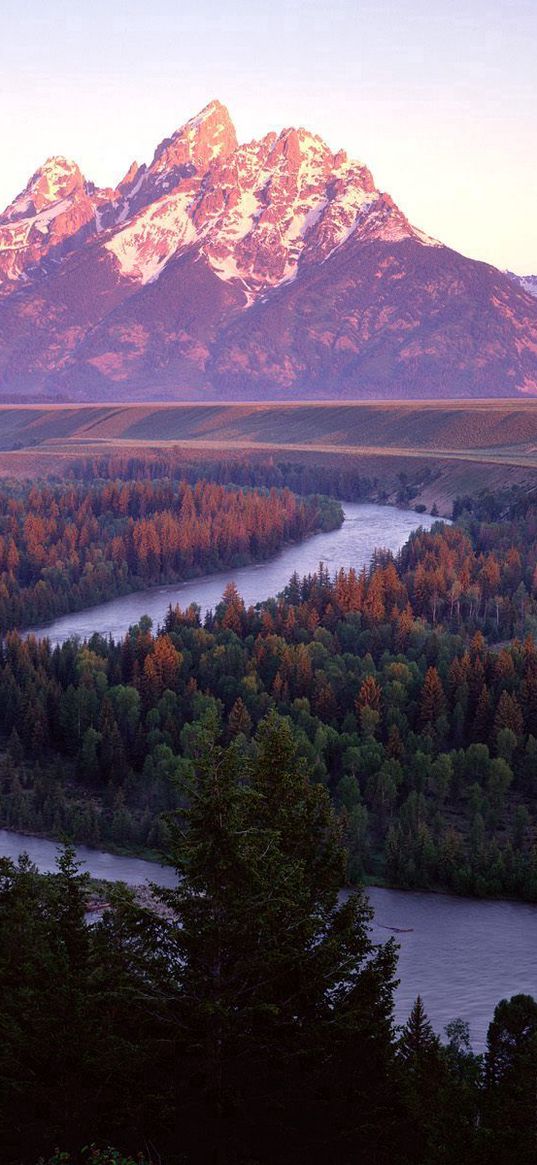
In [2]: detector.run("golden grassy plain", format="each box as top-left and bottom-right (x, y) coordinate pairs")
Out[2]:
(2, 400), (537, 516)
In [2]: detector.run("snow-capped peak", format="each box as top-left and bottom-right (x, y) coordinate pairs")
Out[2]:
(104, 100), (240, 229)
(1, 102), (441, 297)
(0, 155), (108, 284)
(2, 156), (85, 223)
(35, 155), (83, 195)
(101, 106), (441, 295)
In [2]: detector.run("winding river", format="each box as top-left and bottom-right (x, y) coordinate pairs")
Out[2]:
(29, 502), (435, 646)
(7, 502), (537, 1050)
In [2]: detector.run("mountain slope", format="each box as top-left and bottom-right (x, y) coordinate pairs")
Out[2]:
(1, 100), (536, 400)
(211, 238), (537, 398)
(507, 272), (537, 299)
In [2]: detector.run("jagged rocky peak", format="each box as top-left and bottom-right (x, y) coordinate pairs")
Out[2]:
(31, 155), (85, 198)
(2, 156), (87, 221)
(1, 98), (536, 400)
(0, 155), (107, 285)
(116, 161), (143, 194)
(111, 100), (240, 222)
(150, 99), (238, 176)
(259, 126), (375, 189)
(103, 104), (433, 294)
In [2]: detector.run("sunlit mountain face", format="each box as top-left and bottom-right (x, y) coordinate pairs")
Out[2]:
(1, 99), (537, 401)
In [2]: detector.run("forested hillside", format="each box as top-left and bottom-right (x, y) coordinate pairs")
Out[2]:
(0, 478), (339, 629)
(1, 486), (537, 898)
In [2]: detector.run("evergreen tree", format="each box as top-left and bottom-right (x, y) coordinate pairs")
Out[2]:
(0, 847), (94, 1160)
(483, 994), (537, 1164)
(137, 710), (399, 1164)
(397, 996), (448, 1162)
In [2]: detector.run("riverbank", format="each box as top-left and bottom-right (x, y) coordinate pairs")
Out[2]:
(1, 824), (534, 1051)
(1, 821), (534, 908)
(24, 501), (433, 645)
(17, 489), (342, 640)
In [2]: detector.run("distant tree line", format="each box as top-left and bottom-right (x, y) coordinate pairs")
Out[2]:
(69, 448), (441, 508)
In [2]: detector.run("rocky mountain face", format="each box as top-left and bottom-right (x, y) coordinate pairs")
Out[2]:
(507, 272), (537, 299)
(1, 99), (537, 400)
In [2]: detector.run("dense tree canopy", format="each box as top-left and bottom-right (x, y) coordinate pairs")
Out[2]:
(0, 477), (340, 631)
(1, 528), (537, 898)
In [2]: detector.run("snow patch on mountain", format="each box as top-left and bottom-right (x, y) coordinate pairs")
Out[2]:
(507, 272), (537, 298)
(105, 192), (198, 283)
(32, 198), (75, 234)
(4, 157), (83, 221)
(0, 99), (536, 401)
(0, 102), (442, 297)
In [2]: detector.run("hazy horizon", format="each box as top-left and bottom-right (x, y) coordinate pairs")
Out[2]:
(2, 0), (536, 273)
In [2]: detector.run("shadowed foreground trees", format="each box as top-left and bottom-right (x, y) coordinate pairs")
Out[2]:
(483, 993), (537, 1165)
(1, 713), (398, 1165)
(0, 714), (536, 1164)
(106, 711), (400, 1164)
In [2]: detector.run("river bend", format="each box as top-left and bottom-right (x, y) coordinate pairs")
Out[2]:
(9, 503), (536, 1050)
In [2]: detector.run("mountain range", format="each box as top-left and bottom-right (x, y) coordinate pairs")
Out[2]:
(1, 99), (537, 401)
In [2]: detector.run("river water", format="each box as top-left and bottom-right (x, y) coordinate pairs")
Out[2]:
(0, 827), (534, 1051)
(28, 502), (435, 646)
(9, 502), (537, 1049)
(0, 828), (178, 888)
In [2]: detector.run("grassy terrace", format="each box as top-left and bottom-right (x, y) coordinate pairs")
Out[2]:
(1, 399), (537, 514)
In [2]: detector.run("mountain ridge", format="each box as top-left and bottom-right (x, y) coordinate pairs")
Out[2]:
(1, 100), (536, 401)
(507, 272), (537, 299)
